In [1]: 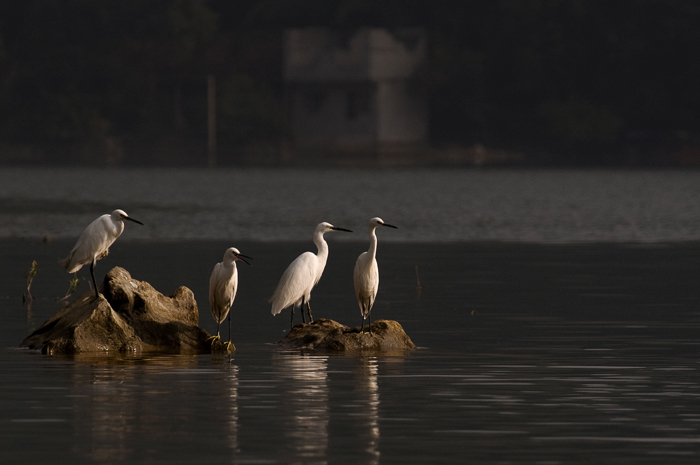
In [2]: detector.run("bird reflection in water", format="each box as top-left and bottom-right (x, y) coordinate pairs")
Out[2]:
(356, 356), (380, 464)
(273, 352), (330, 464)
(225, 362), (240, 454)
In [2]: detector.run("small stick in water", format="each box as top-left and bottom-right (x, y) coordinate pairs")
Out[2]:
(57, 274), (80, 304)
(23, 260), (38, 303)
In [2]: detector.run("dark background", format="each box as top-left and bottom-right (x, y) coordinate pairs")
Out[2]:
(1, 0), (699, 166)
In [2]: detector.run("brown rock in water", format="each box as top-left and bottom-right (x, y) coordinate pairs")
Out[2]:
(278, 318), (416, 352)
(21, 267), (219, 354)
(20, 293), (141, 354)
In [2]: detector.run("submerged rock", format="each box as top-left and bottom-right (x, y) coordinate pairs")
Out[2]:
(278, 318), (416, 352)
(21, 267), (222, 355)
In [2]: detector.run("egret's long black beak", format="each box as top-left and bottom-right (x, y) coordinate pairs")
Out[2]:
(124, 216), (144, 225)
(236, 253), (253, 266)
(331, 226), (353, 232)
(381, 222), (398, 229)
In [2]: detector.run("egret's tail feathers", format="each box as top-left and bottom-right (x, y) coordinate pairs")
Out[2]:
(356, 294), (373, 319)
(269, 283), (290, 316)
(59, 253), (81, 273)
(270, 296), (284, 316)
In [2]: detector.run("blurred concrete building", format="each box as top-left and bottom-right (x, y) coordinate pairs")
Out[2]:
(283, 28), (427, 163)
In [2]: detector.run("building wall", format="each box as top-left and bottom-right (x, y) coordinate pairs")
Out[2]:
(291, 83), (377, 147)
(284, 27), (428, 153)
(367, 29), (425, 81)
(377, 80), (427, 144)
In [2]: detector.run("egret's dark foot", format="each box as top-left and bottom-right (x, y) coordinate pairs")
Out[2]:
(207, 334), (221, 343)
(223, 340), (234, 351)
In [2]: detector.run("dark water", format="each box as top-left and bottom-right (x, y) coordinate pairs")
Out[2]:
(2, 238), (700, 464)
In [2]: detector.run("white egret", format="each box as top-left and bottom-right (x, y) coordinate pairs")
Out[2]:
(270, 222), (352, 330)
(60, 209), (143, 298)
(353, 217), (397, 333)
(209, 247), (252, 349)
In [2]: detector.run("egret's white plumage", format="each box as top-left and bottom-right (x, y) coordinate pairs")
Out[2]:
(209, 247), (252, 347)
(60, 209), (143, 298)
(270, 222), (352, 329)
(353, 217), (397, 332)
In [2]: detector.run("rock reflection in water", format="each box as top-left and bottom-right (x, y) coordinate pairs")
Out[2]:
(68, 354), (200, 463)
(70, 356), (141, 463)
(273, 352), (329, 464)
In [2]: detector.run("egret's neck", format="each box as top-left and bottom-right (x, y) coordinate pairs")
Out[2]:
(111, 218), (125, 237)
(367, 226), (378, 260)
(313, 230), (330, 264)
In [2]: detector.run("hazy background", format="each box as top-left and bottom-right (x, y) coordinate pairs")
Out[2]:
(1, 1), (700, 166)
(3, 5), (700, 462)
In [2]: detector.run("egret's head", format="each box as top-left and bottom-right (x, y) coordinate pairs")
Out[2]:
(226, 247), (252, 265)
(112, 209), (128, 220)
(370, 217), (398, 229)
(317, 222), (352, 234)
(113, 209), (143, 225)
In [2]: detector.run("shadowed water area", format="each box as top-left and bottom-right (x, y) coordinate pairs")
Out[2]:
(1, 168), (700, 463)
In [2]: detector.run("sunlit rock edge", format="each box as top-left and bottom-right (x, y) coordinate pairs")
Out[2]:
(278, 318), (416, 352)
(19, 267), (229, 355)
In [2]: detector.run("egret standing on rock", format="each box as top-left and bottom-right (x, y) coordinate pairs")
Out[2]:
(270, 222), (352, 330)
(354, 217), (397, 333)
(60, 209), (143, 299)
(209, 247), (252, 349)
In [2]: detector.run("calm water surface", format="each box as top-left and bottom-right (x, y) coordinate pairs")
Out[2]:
(1, 168), (700, 463)
(1, 167), (700, 241)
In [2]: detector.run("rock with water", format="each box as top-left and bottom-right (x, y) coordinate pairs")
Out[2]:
(20, 267), (221, 354)
(278, 318), (416, 351)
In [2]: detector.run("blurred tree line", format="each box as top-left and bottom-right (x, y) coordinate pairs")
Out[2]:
(0, 0), (699, 164)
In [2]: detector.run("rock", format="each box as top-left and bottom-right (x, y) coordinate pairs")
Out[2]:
(209, 338), (236, 354)
(20, 267), (222, 354)
(278, 318), (416, 352)
(20, 293), (141, 354)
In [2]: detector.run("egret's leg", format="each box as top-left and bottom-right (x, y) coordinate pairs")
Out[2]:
(361, 300), (368, 332)
(369, 311), (372, 334)
(90, 261), (99, 299)
(208, 322), (222, 342)
(300, 297), (307, 324)
(225, 313), (233, 350)
(290, 306), (295, 330)
(307, 300), (313, 322)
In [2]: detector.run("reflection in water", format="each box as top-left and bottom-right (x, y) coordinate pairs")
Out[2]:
(357, 356), (380, 465)
(23, 299), (35, 335)
(70, 358), (138, 463)
(225, 361), (240, 454)
(273, 352), (329, 464)
(68, 354), (200, 463)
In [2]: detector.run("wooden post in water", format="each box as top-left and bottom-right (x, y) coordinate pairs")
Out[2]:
(207, 74), (217, 168)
